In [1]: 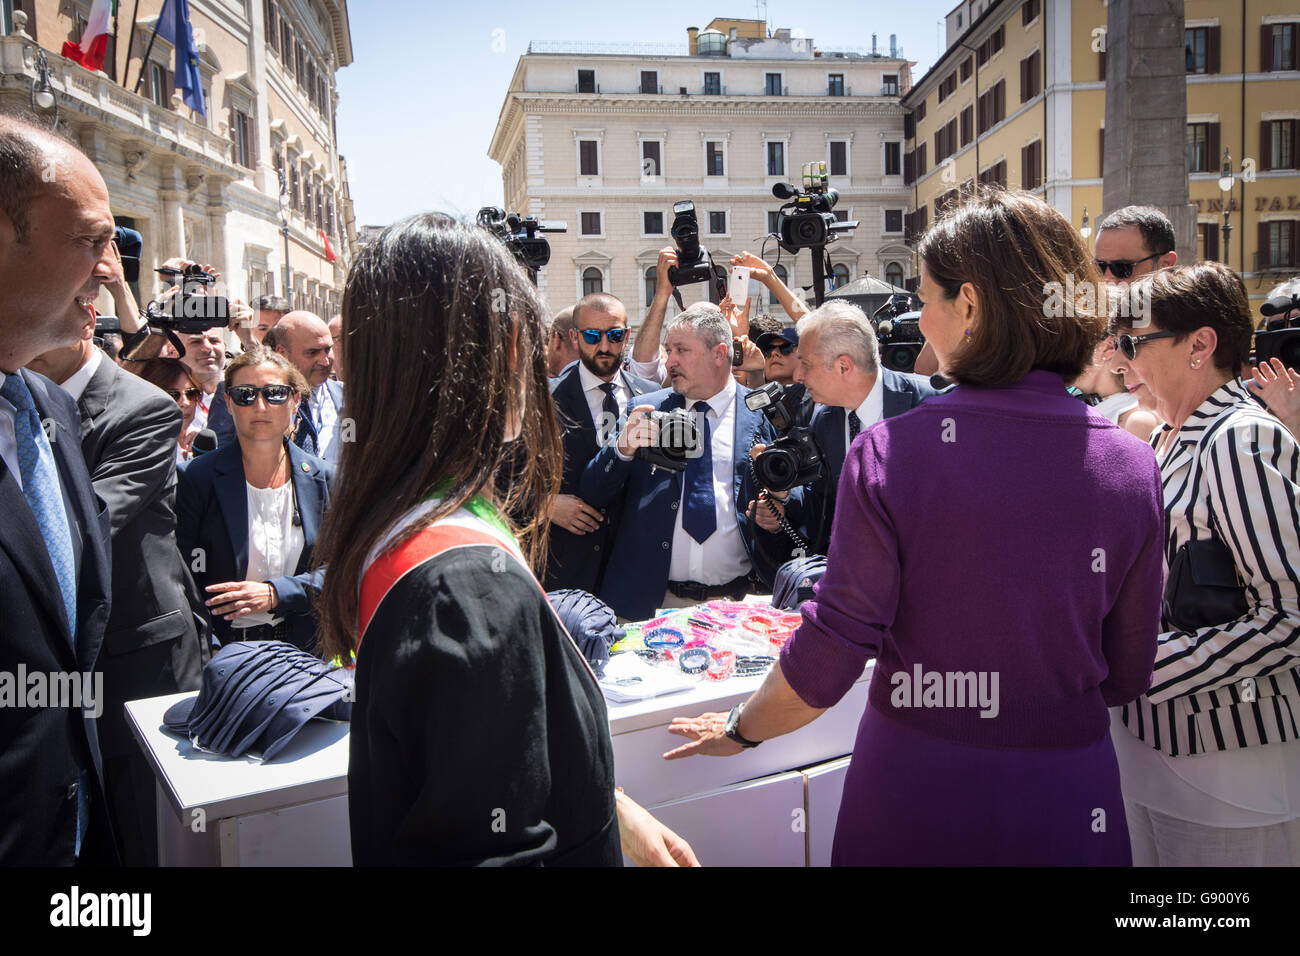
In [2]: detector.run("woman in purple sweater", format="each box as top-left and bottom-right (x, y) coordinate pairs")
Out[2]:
(666, 191), (1166, 865)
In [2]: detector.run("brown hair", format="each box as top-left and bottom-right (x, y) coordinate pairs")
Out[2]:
(918, 189), (1106, 386)
(313, 214), (563, 662)
(1124, 262), (1254, 375)
(126, 356), (200, 394)
(223, 345), (309, 397)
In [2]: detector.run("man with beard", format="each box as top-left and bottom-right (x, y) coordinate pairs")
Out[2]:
(544, 293), (658, 593)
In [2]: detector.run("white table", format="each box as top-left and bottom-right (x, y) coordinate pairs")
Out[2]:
(128, 651), (873, 866)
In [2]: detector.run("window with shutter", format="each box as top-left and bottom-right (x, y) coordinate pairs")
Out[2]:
(644, 211), (664, 235)
(642, 140), (661, 177)
(904, 150), (915, 185)
(706, 142), (724, 176)
(829, 141), (847, 176)
(579, 140), (599, 176)
(961, 106), (973, 146)
(961, 56), (973, 82)
(885, 141), (901, 176)
(640, 71), (658, 94)
(580, 212), (601, 236)
(904, 112), (915, 140)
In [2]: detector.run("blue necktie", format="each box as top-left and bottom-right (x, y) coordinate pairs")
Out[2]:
(294, 405), (317, 455)
(682, 400), (716, 543)
(848, 410), (862, 442)
(598, 382), (620, 446)
(0, 374), (87, 852)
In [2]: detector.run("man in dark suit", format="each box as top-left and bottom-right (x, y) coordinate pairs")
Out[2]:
(545, 292), (658, 593)
(29, 310), (205, 866)
(580, 303), (798, 621)
(274, 311), (345, 464)
(789, 300), (941, 556)
(0, 115), (116, 864)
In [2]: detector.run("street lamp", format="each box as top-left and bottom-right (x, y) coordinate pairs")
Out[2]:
(1080, 206), (1091, 241)
(29, 48), (59, 127)
(1218, 147), (1234, 267)
(277, 168), (292, 307)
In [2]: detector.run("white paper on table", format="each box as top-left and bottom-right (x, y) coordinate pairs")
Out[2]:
(599, 653), (696, 703)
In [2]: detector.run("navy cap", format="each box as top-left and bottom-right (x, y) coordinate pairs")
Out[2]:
(772, 554), (828, 610)
(162, 641), (353, 761)
(547, 589), (625, 667)
(755, 327), (799, 350)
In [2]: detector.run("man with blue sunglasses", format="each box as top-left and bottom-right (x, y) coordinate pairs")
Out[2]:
(545, 293), (659, 593)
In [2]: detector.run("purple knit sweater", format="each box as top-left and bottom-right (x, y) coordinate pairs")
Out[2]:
(781, 371), (1164, 749)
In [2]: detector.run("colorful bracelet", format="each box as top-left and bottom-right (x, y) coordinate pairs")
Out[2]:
(678, 647), (712, 675)
(644, 626), (685, 648)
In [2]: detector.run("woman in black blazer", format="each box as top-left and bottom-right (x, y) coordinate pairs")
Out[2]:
(177, 347), (333, 653)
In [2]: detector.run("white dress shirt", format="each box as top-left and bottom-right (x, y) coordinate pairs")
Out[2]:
(577, 361), (630, 443)
(233, 480), (304, 628)
(845, 373), (885, 450)
(310, 382), (342, 464)
(0, 371), (22, 491)
(57, 347), (102, 404)
(668, 377), (751, 585)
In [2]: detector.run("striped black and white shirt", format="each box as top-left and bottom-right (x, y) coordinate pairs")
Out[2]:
(1120, 379), (1300, 756)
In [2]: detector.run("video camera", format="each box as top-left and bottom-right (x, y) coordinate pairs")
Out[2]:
(1254, 292), (1300, 368)
(770, 163), (858, 307)
(873, 293), (926, 374)
(476, 206), (566, 279)
(666, 200), (727, 303)
(145, 263), (229, 333)
(746, 382), (824, 493)
(635, 408), (701, 473)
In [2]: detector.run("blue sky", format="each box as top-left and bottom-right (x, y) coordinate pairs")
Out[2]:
(334, 1), (958, 226)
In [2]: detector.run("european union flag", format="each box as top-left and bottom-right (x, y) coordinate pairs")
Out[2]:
(155, 0), (205, 116)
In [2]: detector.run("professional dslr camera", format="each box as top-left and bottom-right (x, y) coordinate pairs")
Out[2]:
(635, 409), (702, 473)
(476, 206), (566, 278)
(872, 293), (926, 374)
(145, 262), (229, 333)
(1254, 291), (1300, 368)
(772, 162), (858, 255)
(666, 200), (727, 301)
(746, 382), (824, 493)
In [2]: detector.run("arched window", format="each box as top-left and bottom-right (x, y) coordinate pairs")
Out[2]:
(885, 262), (905, 288)
(582, 267), (603, 296)
(644, 266), (657, 305)
(831, 264), (850, 289)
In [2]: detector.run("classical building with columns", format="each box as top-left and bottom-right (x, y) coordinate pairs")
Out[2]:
(489, 18), (912, 327)
(0, 0), (355, 318)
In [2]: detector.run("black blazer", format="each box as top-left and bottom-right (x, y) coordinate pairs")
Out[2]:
(77, 356), (205, 761)
(0, 370), (112, 865)
(801, 368), (942, 556)
(176, 440), (333, 653)
(544, 364), (659, 593)
(204, 381), (237, 450)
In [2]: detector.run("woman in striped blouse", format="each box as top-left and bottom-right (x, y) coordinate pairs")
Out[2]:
(1108, 261), (1300, 866)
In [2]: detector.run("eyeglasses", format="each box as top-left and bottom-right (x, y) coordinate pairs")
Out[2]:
(1111, 330), (1177, 360)
(578, 328), (627, 345)
(227, 384), (295, 406)
(1094, 253), (1162, 280)
(759, 342), (796, 358)
(166, 388), (202, 403)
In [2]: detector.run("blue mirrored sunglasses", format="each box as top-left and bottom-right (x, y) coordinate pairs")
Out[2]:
(579, 328), (627, 345)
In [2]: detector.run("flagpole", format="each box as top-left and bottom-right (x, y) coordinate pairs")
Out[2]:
(132, 0), (166, 95)
(120, 0), (141, 89)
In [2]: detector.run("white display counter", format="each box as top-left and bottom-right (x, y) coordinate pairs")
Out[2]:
(127, 656), (872, 866)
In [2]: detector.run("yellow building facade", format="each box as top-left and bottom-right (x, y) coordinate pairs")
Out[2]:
(902, 0), (1300, 309)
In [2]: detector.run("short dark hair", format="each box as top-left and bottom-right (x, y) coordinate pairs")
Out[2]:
(572, 292), (624, 329)
(254, 295), (291, 313)
(0, 112), (66, 242)
(1096, 205), (1176, 257)
(261, 324), (282, 350)
(747, 311), (782, 338)
(1124, 262), (1254, 375)
(919, 189), (1106, 386)
(224, 345), (308, 398)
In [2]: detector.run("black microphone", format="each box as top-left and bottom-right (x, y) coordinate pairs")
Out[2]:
(1260, 294), (1299, 317)
(772, 182), (797, 200)
(191, 429), (218, 457)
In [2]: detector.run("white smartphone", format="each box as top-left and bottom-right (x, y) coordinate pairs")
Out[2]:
(728, 265), (751, 305)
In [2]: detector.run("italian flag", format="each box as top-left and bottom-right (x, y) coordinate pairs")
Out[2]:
(61, 0), (115, 73)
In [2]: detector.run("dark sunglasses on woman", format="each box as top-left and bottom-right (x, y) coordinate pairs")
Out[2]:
(579, 328), (627, 345)
(1112, 330), (1177, 360)
(227, 384), (295, 406)
(1094, 253), (1161, 280)
(760, 342), (796, 358)
(166, 388), (203, 402)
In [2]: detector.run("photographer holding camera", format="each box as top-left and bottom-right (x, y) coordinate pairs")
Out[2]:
(579, 302), (801, 621)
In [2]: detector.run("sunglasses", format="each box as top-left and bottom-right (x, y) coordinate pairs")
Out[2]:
(227, 384), (295, 406)
(1111, 330), (1177, 360)
(578, 328), (627, 345)
(166, 387), (203, 403)
(1094, 253), (1161, 280)
(760, 342), (796, 357)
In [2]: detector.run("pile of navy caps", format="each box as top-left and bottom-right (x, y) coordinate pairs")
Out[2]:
(547, 589), (625, 668)
(162, 641), (354, 761)
(771, 554), (828, 610)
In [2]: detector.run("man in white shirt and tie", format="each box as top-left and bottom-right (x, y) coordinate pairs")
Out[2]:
(272, 310), (343, 463)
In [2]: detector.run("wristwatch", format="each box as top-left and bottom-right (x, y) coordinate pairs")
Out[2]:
(724, 703), (762, 749)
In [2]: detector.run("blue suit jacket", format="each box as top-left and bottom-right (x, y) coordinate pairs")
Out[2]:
(176, 440), (334, 652)
(205, 381), (237, 450)
(544, 363), (659, 593)
(0, 370), (113, 864)
(292, 379), (345, 453)
(801, 368), (942, 555)
(579, 384), (797, 621)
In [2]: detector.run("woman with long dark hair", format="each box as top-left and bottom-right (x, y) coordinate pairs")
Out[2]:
(316, 214), (695, 867)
